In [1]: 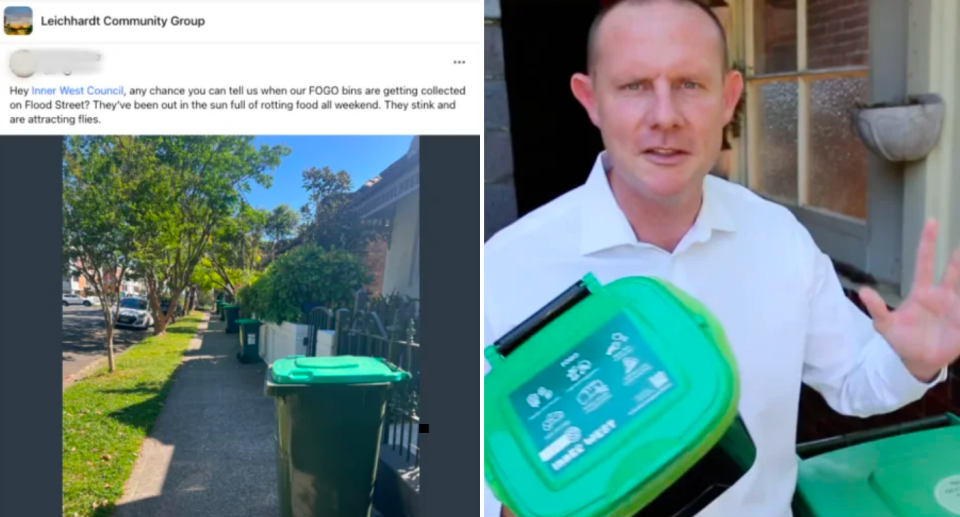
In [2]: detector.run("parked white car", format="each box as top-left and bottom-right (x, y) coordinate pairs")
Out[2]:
(62, 293), (93, 307)
(114, 297), (154, 330)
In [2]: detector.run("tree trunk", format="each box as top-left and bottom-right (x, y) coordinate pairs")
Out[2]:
(105, 318), (116, 373)
(163, 287), (185, 329)
(183, 289), (191, 314)
(185, 287), (193, 314)
(100, 298), (118, 373)
(89, 268), (122, 374)
(146, 273), (169, 335)
(153, 307), (169, 334)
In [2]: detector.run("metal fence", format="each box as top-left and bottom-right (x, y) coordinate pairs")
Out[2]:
(306, 298), (421, 467)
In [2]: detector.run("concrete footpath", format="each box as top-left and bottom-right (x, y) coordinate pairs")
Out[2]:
(113, 312), (385, 517)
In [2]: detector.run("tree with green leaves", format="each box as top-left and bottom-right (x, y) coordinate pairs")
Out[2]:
(298, 166), (387, 256)
(63, 136), (155, 373)
(265, 203), (299, 260)
(200, 203), (269, 297)
(244, 245), (371, 324)
(130, 136), (290, 334)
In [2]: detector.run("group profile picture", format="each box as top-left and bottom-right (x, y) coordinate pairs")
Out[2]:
(4, 6), (33, 36)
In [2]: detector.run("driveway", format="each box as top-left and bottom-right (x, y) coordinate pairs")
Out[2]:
(62, 305), (151, 379)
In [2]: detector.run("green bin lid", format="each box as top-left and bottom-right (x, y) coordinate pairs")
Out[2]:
(270, 355), (410, 385)
(796, 418), (960, 517)
(236, 318), (260, 325)
(483, 273), (743, 517)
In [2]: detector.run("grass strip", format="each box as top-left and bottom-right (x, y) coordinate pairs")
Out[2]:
(62, 312), (204, 517)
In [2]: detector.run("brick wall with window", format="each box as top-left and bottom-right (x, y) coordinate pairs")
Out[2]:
(806, 0), (868, 69)
(760, 0), (869, 71)
(751, 0), (870, 220)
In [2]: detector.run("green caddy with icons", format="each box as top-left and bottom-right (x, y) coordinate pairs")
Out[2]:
(484, 273), (757, 517)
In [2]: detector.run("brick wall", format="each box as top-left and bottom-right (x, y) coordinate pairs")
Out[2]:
(760, 0), (868, 72)
(796, 287), (960, 443)
(807, 0), (869, 69)
(760, 1), (797, 73)
(364, 237), (388, 294)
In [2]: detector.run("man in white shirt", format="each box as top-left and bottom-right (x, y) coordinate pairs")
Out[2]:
(482, 0), (960, 516)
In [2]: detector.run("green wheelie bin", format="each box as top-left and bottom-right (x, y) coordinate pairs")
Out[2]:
(793, 413), (960, 517)
(484, 273), (757, 517)
(223, 305), (240, 333)
(236, 319), (262, 363)
(265, 355), (411, 517)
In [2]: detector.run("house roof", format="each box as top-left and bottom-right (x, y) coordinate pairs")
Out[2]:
(349, 137), (420, 218)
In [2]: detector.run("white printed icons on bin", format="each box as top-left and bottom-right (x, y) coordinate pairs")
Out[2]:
(566, 359), (592, 382)
(541, 411), (565, 432)
(526, 387), (554, 408)
(577, 380), (610, 407)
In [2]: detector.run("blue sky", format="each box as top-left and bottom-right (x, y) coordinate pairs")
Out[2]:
(243, 135), (414, 213)
(4, 7), (32, 25)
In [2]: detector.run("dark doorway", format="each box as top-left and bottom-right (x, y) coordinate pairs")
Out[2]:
(500, 0), (605, 217)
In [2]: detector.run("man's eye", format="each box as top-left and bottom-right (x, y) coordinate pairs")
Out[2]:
(626, 83), (641, 91)
(682, 81), (700, 89)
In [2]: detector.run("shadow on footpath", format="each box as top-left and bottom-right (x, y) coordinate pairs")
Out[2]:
(107, 317), (280, 517)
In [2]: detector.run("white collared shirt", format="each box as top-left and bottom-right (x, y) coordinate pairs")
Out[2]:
(482, 152), (947, 517)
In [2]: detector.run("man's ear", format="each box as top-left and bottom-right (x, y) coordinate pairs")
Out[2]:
(721, 68), (744, 125)
(571, 72), (601, 128)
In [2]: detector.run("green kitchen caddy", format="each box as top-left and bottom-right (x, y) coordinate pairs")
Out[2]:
(793, 413), (960, 517)
(484, 273), (757, 517)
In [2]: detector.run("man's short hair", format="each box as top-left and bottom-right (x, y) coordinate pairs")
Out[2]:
(586, 0), (730, 74)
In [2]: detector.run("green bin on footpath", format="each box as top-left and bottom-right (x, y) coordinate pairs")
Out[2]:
(265, 355), (411, 517)
(793, 413), (960, 517)
(214, 300), (223, 315)
(236, 319), (262, 363)
(223, 305), (240, 333)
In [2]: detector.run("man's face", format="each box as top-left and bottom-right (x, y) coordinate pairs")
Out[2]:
(573, 2), (742, 202)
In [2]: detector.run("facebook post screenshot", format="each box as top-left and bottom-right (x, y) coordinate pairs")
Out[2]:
(0, 2), (480, 517)
(483, 1), (960, 517)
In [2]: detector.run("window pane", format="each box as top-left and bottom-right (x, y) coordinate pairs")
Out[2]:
(807, 77), (869, 220)
(756, 81), (798, 202)
(754, 0), (797, 74)
(807, 0), (869, 69)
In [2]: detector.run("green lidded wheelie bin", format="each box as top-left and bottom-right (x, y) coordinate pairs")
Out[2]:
(236, 319), (262, 363)
(265, 355), (411, 517)
(484, 273), (757, 517)
(223, 305), (240, 333)
(214, 300), (223, 315)
(793, 413), (960, 517)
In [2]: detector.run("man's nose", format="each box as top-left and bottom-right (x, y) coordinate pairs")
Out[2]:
(648, 82), (682, 129)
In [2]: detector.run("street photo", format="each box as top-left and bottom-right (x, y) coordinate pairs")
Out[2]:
(62, 135), (421, 517)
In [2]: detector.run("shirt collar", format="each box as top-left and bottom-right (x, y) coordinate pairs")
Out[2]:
(579, 151), (737, 256)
